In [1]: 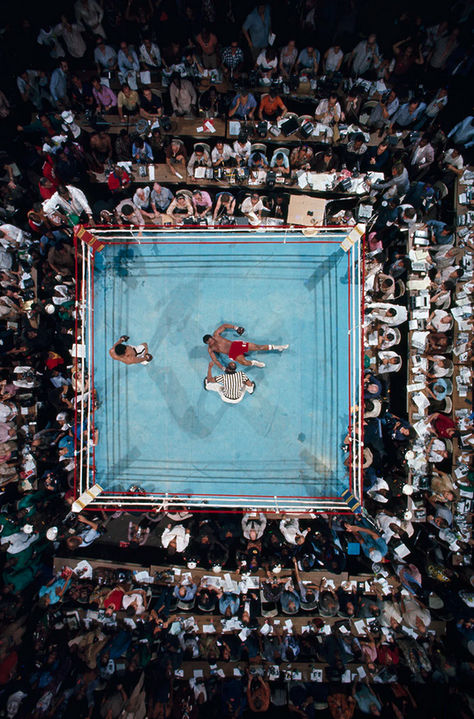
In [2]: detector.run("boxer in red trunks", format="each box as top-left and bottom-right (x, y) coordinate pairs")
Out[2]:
(203, 323), (288, 369)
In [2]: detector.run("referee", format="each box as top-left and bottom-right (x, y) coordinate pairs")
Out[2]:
(204, 361), (255, 404)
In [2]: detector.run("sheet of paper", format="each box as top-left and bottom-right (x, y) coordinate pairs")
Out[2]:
(238, 628), (250, 642)
(268, 665), (280, 680)
(357, 666), (367, 678)
(341, 669), (352, 683)
(203, 624), (216, 633)
(297, 172), (308, 189)
(394, 543), (410, 558)
(412, 392), (430, 411)
(193, 669), (203, 678)
(354, 619), (366, 634)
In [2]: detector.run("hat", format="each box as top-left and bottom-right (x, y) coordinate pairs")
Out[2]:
(46, 526), (58, 541)
(272, 564), (282, 574)
(187, 560), (197, 569)
(369, 549), (383, 563)
(402, 483), (414, 495)
(364, 399), (382, 418)
(428, 592), (444, 610)
(23, 524), (34, 535)
(44, 303), (55, 314)
(61, 110), (75, 124)
(363, 447), (373, 468)
(212, 563), (222, 573)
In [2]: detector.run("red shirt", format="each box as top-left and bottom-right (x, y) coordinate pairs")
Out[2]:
(108, 171), (130, 193)
(42, 156), (59, 187)
(104, 588), (124, 611)
(432, 413), (456, 438)
(39, 183), (55, 200)
(0, 650), (17, 685)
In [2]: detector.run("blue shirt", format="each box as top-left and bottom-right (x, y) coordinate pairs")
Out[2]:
(50, 68), (67, 102)
(39, 577), (68, 605)
(132, 141), (153, 162)
(242, 6), (271, 49)
(219, 592), (240, 616)
(392, 102), (426, 127)
(230, 93), (257, 119)
(427, 220), (453, 245)
(58, 435), (74, 458)
(297, 48), (320, 69)
(448, 115), (474, 148)
(173, 583), (197, 601)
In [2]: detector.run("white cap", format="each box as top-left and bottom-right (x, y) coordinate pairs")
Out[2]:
(23, 524), (34, 535)
(56, 412), (67, 422)
(402, 484), (414, 495)
(44, 303), (55, 314)
(187, 561), (197, 569)
(369, 549), (382, 563)
(212, 564), (222, 573)
(61, 110), (74, 123)
(47, 526), (58, 541)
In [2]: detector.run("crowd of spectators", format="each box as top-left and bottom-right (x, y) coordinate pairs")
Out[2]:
(0, 0), (472, 718)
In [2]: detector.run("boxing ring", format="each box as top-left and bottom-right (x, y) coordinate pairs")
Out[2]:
(74, 225), (364, 514)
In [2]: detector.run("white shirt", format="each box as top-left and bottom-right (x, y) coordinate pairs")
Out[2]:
(1, 530), (38, 554)
(122, 592), (146, 615)
(133, 186), (151, 209)
(279, 518), (308, 544)
(315, 98), (341, 123)
(241, 197), (264, 214)
(0, 403), (16, 422)
(211, 144), (234, 163)
(161, 524), (189, 553)
(256, 50), (278, 71)
(233, 140), (251, 161)
(411, 142), (434, 168)
(74, 0), (104, 34)
(430, 309), (453, 332)
(139, 42), (162, 67)
(352, 40), (380, 75)
(0, 225), (26, 248)
(37, 28), (65, 58)
(366, 302), (407, 325)
(55, 22), (86, 58)
(429, 438), (446, 463)
(43, 185), (92, 219)
(325, 47), (343, 72)
(442, 149), (463, 170)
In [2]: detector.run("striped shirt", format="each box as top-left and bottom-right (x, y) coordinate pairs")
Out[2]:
(215, 371), (249, 400)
